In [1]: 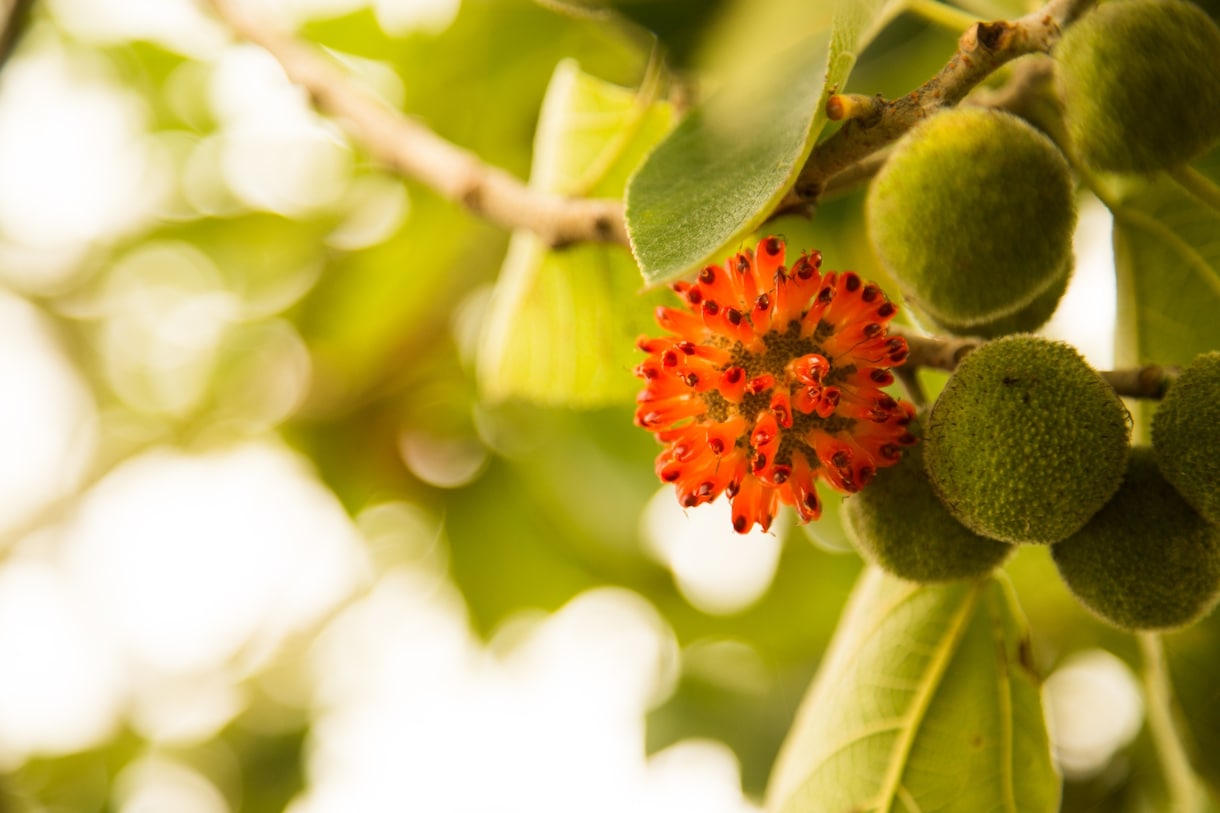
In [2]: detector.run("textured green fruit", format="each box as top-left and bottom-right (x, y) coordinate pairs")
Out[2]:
(925, 258), (1071, 339)
(843, 443), (1013, 582)
(1052, 447), (1220, 630)
(1057, 0), (1220, 173)
(924, 336), (1131, 544)
(1153, 351), (1220, 523)
(867, 108), (1076, 328)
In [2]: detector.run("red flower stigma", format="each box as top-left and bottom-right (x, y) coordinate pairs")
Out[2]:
(634, 236), (916, 534)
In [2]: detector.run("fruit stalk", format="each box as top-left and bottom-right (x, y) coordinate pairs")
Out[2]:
(200, 0), (629, 248)
(1138, 632), (1205, 813)
(891, 326), (1181, 400)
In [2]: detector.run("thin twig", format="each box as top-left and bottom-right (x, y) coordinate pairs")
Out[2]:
(1101, 365), (1179, 400)
(891, 325), (982, 372)
(201, 0), (628, 248)
(891, 325), (1178, 399)
(784, 0), (1097, 206)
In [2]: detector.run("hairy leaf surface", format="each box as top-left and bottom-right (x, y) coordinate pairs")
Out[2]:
(625, 0), (902, 285)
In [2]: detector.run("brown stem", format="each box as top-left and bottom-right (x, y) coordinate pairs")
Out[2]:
(891, 325), (1179, 400)
(201, 0), (628, 248)
(783, 0), (1097, 208)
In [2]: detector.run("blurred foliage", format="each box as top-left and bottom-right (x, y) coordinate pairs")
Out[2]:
(2, 0), (1220, 811)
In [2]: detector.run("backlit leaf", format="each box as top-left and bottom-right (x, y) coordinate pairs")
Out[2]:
(478, 60), (673, 406)
(1113, 148), (1220, 368)
(766, 568), (1059, 813)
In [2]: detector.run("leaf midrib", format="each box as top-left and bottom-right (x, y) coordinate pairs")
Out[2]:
(870, 580), (982, 812)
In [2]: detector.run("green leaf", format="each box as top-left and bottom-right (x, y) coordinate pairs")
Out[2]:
(625, 0), (903, 285)
(535, 0), (733, 67)
(1113, 148), (1220, 368)
(766, 568), (1060, 813)
(478, 60), (673, 406)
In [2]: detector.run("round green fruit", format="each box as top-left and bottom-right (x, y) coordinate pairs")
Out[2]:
(1052, 447), (1220, 631)
(867, 108), (1076, 328)
(1152, 351), (1220, 523)
(1056, 0), (1220, 173)
(924, 258), (1071, 339)
(924, 335), (1131, 544)
(843, 442), (1013, 583)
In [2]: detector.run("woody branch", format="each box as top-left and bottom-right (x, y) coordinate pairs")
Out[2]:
(200, 0), (628, 248)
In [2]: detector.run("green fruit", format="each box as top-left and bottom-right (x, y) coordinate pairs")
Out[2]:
(1056, 0), (1220, 173)
(1052, 447), (1220, 630)
(924, 335), (1131, 544)
(843, 442), (1013, 582)
(925, 258), (1071, 339)
(1152, 351), (1220, 523)
(867, 108), (1076, 328)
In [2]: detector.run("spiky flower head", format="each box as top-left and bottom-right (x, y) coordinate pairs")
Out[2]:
(635, 236), (917, 534)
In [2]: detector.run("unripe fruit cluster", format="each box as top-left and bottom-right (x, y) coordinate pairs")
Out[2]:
(1056, 0), (1220, 174)
(1049, 351), (1220, 630)
(923, 336), (1130, 546)
(867, 108), (1076, 338)
(842, 340), (1220, 632)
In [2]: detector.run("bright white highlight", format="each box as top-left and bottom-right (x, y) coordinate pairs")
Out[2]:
(60, 443), (366, 680)
(46, 0), (226, 56)
(210, 46), (352, 216)
(641, 488), (784, 615)
(0, 46), (158, 290)
(1043, 648), (1144, 779)
(115, 757), (231, 813)
(0, 292), (96, 539)
(0, 562), (124, 766)
(1045, 198), (1116, 370)
(294, 580), (758, 813)
(373, 0), (461, 36)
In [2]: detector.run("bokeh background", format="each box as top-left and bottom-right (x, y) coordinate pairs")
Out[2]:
(0, 0), (1208, 810)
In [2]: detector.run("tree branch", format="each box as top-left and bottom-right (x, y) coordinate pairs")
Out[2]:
(201, 0), (628, 248)
(784, 0), (1097, 207)
(891, 325), (1178, 400)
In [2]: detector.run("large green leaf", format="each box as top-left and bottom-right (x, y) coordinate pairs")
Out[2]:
(478, 60), (673, 406)
(625, 0), (903, 285)
(766, 568), (1059, 813)
(1113, 148), (1220, 368)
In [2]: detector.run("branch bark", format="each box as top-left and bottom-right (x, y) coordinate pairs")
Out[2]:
(783, 0), (1097, 208)
(201, 0), (628, 248)
(891, 325), (1178, 400)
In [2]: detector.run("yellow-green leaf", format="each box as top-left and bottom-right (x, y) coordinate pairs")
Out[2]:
(1113, 148), (1220, 368)
(478, 60), (673, 406)
(767, 567), (1059, 813)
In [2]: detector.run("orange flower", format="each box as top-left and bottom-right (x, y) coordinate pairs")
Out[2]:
(635, 236), (917, 534)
